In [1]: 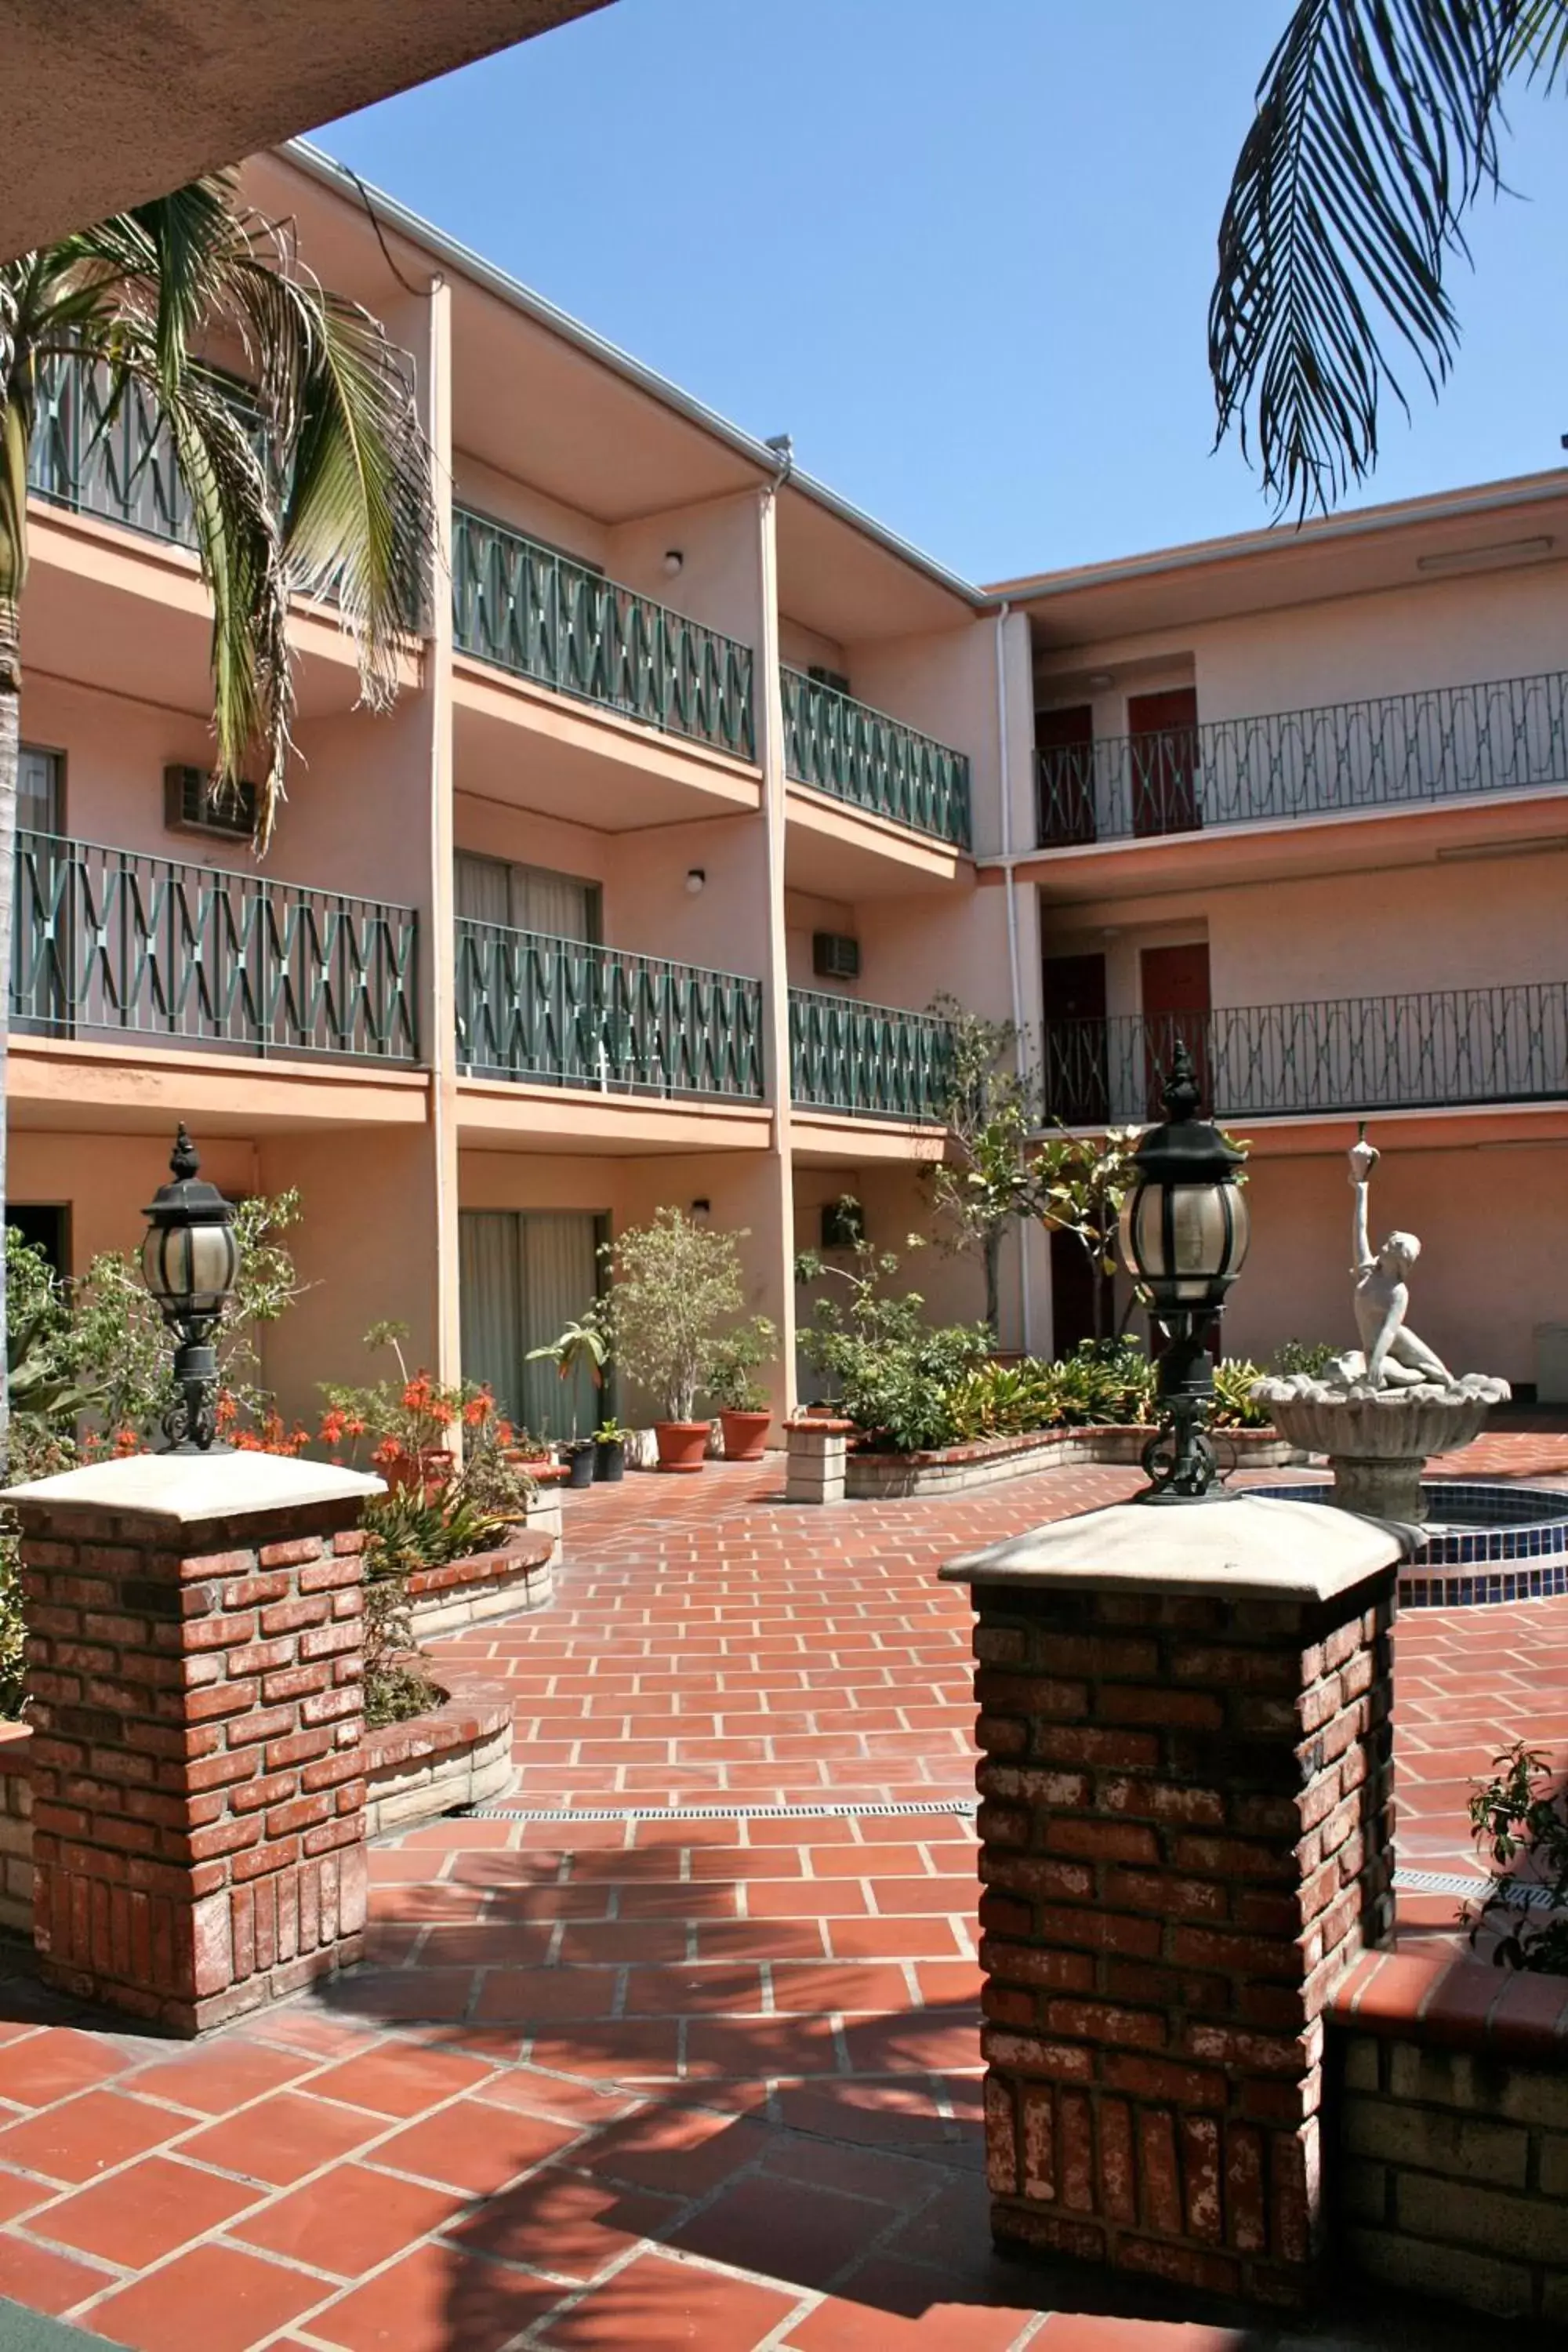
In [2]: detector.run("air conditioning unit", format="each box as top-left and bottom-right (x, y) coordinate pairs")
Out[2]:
(164, 764), (257, 841)
(812, 931), (860, 981)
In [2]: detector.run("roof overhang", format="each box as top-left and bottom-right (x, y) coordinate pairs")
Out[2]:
(0, 0), (610, 263)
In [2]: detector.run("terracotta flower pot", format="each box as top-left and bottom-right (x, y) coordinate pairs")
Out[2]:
(386, 1446), (456, 1499)
(720, 1408), (771, 1462)
(654, 1420), (710, 1473)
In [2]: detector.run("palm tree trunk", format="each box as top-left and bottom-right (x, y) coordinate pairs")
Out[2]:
(0, 605), (17, 1475)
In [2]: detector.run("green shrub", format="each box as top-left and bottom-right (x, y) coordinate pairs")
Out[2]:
(1271, 1338), (1338, 1377)
(1467, 1744), (1568, 1976)
(1212, 1359), (1272, 1428)
(1048, 1337), (1156, 1427)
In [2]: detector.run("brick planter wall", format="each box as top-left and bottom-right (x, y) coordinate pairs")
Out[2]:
(847, 1425), (1305, 1501)
(6, 1454), (380, 2034)
(405, 1534), (554, 1639)
(946, 1495), (1403, 2308)
(363, 1672), (514, 1835)
(1330, 1948), (1568, 2323)
(0, 1726), (31, 1939)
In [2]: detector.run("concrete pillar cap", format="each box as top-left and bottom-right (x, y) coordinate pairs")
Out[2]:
(941, 1492), (1409, 1604)
(2, 1450), (383, 1525)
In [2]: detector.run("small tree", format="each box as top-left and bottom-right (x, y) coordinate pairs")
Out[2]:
(1028, 1127), (1143, 1344)
(923, 996), (1038, 1341)
(601, 1208), (746, 1425)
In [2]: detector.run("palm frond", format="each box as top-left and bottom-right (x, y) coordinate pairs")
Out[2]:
(1510, 0), (1568, 84)
(1210, 0), (1523, 514)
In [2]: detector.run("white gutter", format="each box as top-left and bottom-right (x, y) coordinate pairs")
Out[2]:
(994, 598), (1033, 1356)
(281, 139), (985, 615)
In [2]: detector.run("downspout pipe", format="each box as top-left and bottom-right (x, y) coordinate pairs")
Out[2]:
(994, 599), (1033, 1355)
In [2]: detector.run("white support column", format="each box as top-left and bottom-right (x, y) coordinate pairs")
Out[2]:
(753, 483), (799, 1426)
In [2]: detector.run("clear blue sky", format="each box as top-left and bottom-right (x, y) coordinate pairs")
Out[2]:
(321, 0), (1568, 583)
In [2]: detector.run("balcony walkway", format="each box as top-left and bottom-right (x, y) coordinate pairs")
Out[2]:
(0, 1448), (1559, 2350)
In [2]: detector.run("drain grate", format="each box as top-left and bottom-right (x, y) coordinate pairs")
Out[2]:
(466, 1798), (981, 1824)
(1392, 1866), (1556, 1910)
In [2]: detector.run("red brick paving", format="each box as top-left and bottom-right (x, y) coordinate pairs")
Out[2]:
(0, 1443), (1557, 2348)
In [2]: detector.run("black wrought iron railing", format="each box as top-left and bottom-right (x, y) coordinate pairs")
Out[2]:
(789, 987), (955, 1122)
(1042, 985), (1568, 1127)
(12, 831), (419, 1061)
(455, 920), (764, 1099)
(1036, 671), (1568, 847)
(27, 349), (197, 549)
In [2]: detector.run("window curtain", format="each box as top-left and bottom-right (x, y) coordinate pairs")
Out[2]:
(455, 850), (597, 943)
(459, 1207), (603, 1443)
(17, 746), (60, 833)
(455, 851), (513, 928)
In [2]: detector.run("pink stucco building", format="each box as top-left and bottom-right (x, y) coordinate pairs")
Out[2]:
(13, 140), (1566, 1431)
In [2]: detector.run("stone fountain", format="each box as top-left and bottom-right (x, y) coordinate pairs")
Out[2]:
(1251, 1141), (1509, 1523)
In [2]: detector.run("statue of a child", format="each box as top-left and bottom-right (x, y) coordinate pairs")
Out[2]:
(1348, 1139), (1450, 1390)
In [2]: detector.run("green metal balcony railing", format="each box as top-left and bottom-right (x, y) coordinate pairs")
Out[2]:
(789, 987), (955, 1123)
(1036, 670), (1568, 848)
(452, 506), (755, 760)
(455, 920), (764, 1098)
(1041, 984), (1568, 1127)
(27, 349), (197, 550)
(782, 668), (972, 848)
(12, 831), (419, 1062)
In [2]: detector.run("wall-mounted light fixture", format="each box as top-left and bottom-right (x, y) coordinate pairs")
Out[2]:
(685, 868), (706, 895)
(1087, 670), (1116, 691)
(663, 549), (684, 577)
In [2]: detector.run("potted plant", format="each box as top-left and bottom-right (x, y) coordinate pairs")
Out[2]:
(319, 1321), (489, 1496)
(527, 1310), (608, 1489)
(600, 1207), (745, 1473)
(593, 1419), (628, 1483)
(707, 1316), (778, 1461)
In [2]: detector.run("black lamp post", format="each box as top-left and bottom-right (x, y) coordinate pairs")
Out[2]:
(1120, 1044), (1250, 1503)
(140, 1125), (241, 1454)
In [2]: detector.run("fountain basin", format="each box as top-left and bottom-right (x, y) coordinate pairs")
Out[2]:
(1250, 1373), (1511, 1523)
(1254, 1479), (1568, 1606)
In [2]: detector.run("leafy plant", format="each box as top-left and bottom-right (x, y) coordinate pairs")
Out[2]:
(358, 1485), (506, 1729)
(1211, 1359), (1272, 1429)
(1272, 1338), (1338, 1378)
(796, 1236), (990, 1453)
(446, 1433), (536, 1523)
(1048, 1336), (1156, 1428)
(525, 1311), (608, 1441)
(1466, 1744), (1568, 1976)
(1029, 1127), (1144, 1344)
(922, 998), (1037, 1338)
(600, 1209), (745, 1424)
(593, 1419), (628, 1445)
(945, 1359), (1060, 1443)
(706, 1316), (778, 1413)
(319, 1320), (492, 1477)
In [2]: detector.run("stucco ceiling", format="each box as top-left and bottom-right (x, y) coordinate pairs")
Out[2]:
(0, 0), (611, 263)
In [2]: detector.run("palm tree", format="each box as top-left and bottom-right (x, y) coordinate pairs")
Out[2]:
(0, 172), (433, 1458)
(1210, 1), (1568, 514)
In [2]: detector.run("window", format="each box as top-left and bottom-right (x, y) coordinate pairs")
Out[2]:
(18, 745), (62, 836)
(459, 1209), (609, 1441)
(455, 851), (601, 943)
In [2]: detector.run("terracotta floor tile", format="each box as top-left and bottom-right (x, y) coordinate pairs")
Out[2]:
(1035, 2318), (1247, 2349)
(322, 1969), (477, 2024)
(622, 1964), (766, 2017)
(578, 2105), (774, 2197)
(180, 2091), (383, 2187)
(122, 2041), (317, 2116)
(0, 2169), (49, 2225)
(85, 2242), (327, 2352)
(470, 1969), (620, 2024)
(31, 2153), (263, 2268)
(0, 2030), (135, 2110)
(770, 1963), (914, 2016)
(535, 2249), (800, 2349)
(0, 2230), (116, 2315)
(372, 2097), (580, 2195)
(450, 2162), (682, 2281)
(309, 2044), (499, 2118)
(667, 2173), (879, 2292)
(234, 2161), (463, 2277)
(781, 2257), (1036, 2350)
(758, 2135), (946, 2209)
(526, 2021), (681, 2082)
(825, 1919), (969, 1962)
(310, 2240), (564, 2352)
(0, 2089), (181, 2185)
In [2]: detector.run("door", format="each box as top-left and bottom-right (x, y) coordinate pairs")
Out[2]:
(1140, 942), (1211, 1116)
(13, 746), (67, 1036)
(459, 1208), (606, 1444)
(1127, 687), (1199, 837)
(1042, 952), (1108, 1126)
(1051, 1223), (1113, 1357)
(1036, 704), (1096, 846)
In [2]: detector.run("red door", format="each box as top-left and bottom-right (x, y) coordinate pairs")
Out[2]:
(1043, 951), (1108, 1126)
(1036, 704), (1095, 845)
(1127, 687), (1199, 837)
(1140, 942), (1210, 1116)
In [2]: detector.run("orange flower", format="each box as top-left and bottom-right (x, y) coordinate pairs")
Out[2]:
(463, 1389), (493, 1428)
(113, 1426), (140, 1457)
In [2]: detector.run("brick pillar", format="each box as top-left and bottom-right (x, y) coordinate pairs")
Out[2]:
(7, 1452), (381, 2035)
(944, 1493), (1404, 2308)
